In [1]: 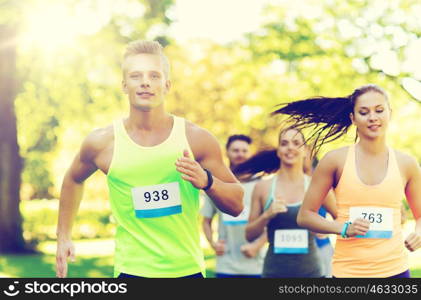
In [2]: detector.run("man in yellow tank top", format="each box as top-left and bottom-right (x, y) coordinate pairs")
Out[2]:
(55, 40), (244, 278)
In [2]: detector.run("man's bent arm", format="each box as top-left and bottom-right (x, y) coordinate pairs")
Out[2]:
(252, 231), (268, 249)
(203, 175), (244, 216)
(184, 124), (244, 216)
(56, 134), (99, 240)
(56, 133), (100, 277)
(56, 170), (85, 241)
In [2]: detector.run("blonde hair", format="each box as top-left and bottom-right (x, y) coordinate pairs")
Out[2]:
(122, 40), (170, 79)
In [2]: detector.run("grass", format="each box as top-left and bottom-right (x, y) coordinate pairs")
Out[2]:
(1, 220), (421, 278)
(0, 239), (215, 278)
(0, 239), (420, 278)
(0, 239), (114, 278)
(0, 254), (113, 278)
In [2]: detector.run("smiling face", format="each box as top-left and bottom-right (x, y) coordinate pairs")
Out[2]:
(350, 91), (391, 140)
(277, 128), (306, 167)
(122, 53), (170, 111)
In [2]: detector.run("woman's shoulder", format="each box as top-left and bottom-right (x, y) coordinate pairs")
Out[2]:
(326, 145), (349, 158)
(254, 176), (274, 189)
(394, 149), (419, 174)
(394, 149), (417, 163)
(252, 176), (275, 197)
(317, 146), (350, 167)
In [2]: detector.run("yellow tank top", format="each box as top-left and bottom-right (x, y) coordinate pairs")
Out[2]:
(107, 115), (205, 277)
(332, 144), (408, 277)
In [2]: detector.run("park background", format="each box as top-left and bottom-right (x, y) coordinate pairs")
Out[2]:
(1, 0), (420, 277)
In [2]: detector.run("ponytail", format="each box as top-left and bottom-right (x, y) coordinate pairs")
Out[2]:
(272, 96), (353, 156)
(272, 84), (388, 156)
(234, 149), (280, 176)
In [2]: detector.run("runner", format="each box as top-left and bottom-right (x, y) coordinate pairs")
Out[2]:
(201, 134), (266, 278)
(238, 127), (336, 277)
(55, 40), (244, 278)
(274, 84), (421, 277)
(305, 153), (334, 278)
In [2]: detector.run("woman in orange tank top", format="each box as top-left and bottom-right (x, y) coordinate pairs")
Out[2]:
(273, 84), (421, 278)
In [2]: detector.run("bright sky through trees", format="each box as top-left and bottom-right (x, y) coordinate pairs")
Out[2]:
(17, 0), (421, 100)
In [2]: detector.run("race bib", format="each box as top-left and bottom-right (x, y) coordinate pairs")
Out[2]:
(131, 182), (181, 218)
(221, 206), (249, 225)
(274, 229), (308, 254)
(349, 206), (393, 238)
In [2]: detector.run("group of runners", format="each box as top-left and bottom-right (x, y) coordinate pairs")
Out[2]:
(55, 40), (421, 278)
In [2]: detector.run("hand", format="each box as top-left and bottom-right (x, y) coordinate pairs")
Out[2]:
(240, 243), (259, 258)
(264, 196), (287, 220)
(404, 232), (421, 252)
(175, 150), (209, 189)
(212, 240), (226, 256)
(56, 239), (76, 278)
(346, 218), (370, 237)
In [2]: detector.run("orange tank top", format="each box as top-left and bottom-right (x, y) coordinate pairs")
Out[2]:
(332, 144), (408, 278)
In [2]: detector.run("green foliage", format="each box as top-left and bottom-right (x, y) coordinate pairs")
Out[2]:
(14, 0), (175, 199)
(0, 0), (23, 25)
(11, 0), (421, 203)
(164, 0), (421, 161)
(21, 199), (115, 244)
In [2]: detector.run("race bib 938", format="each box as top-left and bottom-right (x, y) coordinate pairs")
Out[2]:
(131, 182), (182, 218)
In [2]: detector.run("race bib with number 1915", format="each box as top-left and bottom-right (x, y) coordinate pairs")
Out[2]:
(274, 229), (309, 254)
(131, 182), (182, 218)
(349, 206), (393, 238)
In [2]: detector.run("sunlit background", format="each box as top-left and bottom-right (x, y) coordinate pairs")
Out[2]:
(1, 0), (421, 277)
(15, 0), (421, 189)
(16, 0), (421, 102)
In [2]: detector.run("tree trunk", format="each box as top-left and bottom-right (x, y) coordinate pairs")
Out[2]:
(0, 24), (26, 253)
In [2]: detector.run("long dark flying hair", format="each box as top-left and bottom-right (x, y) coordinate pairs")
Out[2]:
(234, 149), (280, 175)
(234, 127), (305, 176)
(271, 84), (388, 156)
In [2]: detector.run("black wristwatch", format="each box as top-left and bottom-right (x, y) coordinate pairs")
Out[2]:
(202, 168), (214, 190)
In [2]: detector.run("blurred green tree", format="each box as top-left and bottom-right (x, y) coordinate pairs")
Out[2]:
(0, 1), (26, 252)
(1, 0), (174, 253)
(15, 0), (175, 199)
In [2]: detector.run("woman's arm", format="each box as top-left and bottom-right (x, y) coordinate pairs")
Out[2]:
(322, 189), (337, 219)
(297, 150), (369, 236)
(245, 181), (269, 241)
(403, 155), (421, 252)
(245, 179), (288, 241)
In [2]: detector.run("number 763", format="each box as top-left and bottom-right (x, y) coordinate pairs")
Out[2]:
(361, 212), (383, 223)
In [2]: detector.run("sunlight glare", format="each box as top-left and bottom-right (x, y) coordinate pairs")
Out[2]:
(402, 77), (421, 101)
(20, 2), (106, 53)
(22, 3), (79, 51)
(170, 0), (266, 44)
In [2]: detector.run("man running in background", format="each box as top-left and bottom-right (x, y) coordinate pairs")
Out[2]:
(202, 135), (266, 278)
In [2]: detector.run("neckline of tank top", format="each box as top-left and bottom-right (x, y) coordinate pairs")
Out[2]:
(272, 175), (309, 207)
(119, 115), (177, 149)
(353, 144), (390, 187)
